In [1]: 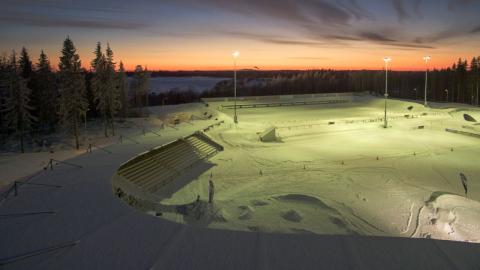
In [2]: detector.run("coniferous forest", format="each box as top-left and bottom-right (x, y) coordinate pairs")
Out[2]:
(205, 58), (480, 106)
(0, 37), (149, 152)
(0, 37), (479, 153)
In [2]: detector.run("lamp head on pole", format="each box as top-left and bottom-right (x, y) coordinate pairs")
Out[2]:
(233, 51), (240, 59)
(423, 56), (431, 63)
(383, 57), (391, 63)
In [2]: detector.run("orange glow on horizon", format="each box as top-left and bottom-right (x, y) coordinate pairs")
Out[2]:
(32, 40), (475, 73)
(42, 56), (461, 73)
(91, 59), (459, 73)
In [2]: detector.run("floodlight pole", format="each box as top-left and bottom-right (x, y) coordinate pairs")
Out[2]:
(383, 57), (391, 129)
(423, 56), (431, 107)
(233, 51), (239, 124)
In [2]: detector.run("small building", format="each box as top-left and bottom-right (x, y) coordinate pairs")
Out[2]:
(260, 126), (277, 142)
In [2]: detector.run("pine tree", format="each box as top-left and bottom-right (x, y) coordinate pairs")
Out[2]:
(454, 59), (467, 103)
(92, 54), (110, 137)
(117, 61), (129, 119)
(132, 65), (150, 116)
(0, 53), (11, 141)
(91, 42), (102, 72)
(58, 37), (88, 150)
(105, 43), (120, 135)
(18, 47), (33, 79)
(469, 57), (478, 105)
(31, 50), (58, 133)
(476, 57), (480, 106)
(2, 51), (36, 153)
(91, 43), (121, 137)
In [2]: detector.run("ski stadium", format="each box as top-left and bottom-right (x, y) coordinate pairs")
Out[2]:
(1, 93), (480, 269)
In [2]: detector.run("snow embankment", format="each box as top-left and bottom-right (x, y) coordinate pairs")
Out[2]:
(414, 192), (480, 243)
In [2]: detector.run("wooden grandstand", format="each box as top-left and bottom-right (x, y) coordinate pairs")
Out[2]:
(117, 132), (223, 194)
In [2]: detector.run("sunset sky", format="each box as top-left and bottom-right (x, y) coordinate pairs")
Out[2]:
(1, 0), (479, 71)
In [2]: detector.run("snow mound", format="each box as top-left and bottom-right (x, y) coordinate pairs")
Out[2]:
(275, 194), (335, 211)
(281, 209), (303, 222)
(213, 208), (230, 222)
(238, 205), (254, 220)
(251, 199), (269, 206)
(414, 192), (480, 243)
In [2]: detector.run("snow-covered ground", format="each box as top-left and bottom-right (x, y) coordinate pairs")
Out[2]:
(0, 103), (217, 189)
(1, 95), (480, 269)
(150, 96), (480, 243)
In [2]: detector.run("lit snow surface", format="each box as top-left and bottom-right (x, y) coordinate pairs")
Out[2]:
(1, 94), (480, 269)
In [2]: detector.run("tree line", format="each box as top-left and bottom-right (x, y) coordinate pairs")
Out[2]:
(204, 58), (480, 106)
(0, 37), (150, 152)
(1, 36), (478, 153)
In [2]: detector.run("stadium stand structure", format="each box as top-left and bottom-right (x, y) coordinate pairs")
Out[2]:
(220, 99), (348, 109)
(116, 131), (223, 195)
(202, 92), (366, 110)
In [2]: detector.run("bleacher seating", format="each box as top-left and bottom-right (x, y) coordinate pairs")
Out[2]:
(117, 132), (222, 194)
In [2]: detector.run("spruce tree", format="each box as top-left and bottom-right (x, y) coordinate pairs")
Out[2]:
(31, 50), (58, 133)
(132, 65), (150, 116)
(58, 37), (88, 150)
(91, 42), (102, 71)
(2, 51), (36, 153)
(117, 61), (129, 119)
(105, 44), (121, 135)
(18, 47), (33, 79)
(91, 43), (120, 137)
(475, 57), (480, 106)
(92, 53), (110, 137)
(0, 54), (10, 140)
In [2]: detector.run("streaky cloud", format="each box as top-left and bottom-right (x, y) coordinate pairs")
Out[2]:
(0, 13), (149, 30)
(358, 31), (397, 42)
(448, 0), (475, 10)
(392, 0), (409, 22)
(223, 31), (329, 47)
(470, 25), (480, 33)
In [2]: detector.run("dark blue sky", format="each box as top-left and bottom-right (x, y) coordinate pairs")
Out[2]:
(1, 0), (479, 70)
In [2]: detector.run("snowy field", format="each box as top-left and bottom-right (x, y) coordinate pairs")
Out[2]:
(150, 96), (480, 243)
(2, 95), (480, 269)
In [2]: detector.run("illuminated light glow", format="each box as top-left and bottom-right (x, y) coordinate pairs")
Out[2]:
(383, 57), (391, 128)
(233, 51), (239, 123)
(423, 56), (431, 106)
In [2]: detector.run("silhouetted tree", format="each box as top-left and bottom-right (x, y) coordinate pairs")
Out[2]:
(18, 47), (33, 79)
(2, 51), (36, 153)
(117, 61), (129, 119)
(470, 57), (479, 105)
(131, 65), (150, 116)
(57, 37), (88, 150)
(30, 50), (58, 133)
